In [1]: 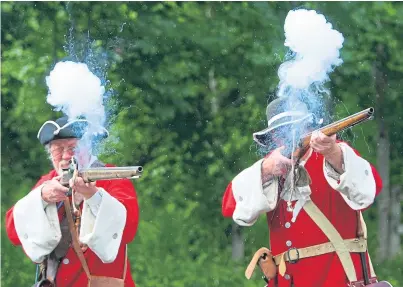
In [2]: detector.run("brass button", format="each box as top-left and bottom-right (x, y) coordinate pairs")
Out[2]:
(112, 233), (118, 239)
(284, 274), (290, 280)
(285, 222), (291, 228)
(286, 240), (292, 247)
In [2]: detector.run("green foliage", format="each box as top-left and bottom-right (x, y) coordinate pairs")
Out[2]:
(2, 2), (402, 286)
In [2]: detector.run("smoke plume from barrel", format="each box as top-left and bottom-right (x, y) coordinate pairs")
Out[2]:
(261, 9), (345, 155)
(46, 61), (106, 127)
(46, 61), (107, 165)
(278, 9), (344, 98)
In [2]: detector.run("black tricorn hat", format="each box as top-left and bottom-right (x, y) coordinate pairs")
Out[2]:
(253, 97), (314, 147)
(37, 116), (109, 145)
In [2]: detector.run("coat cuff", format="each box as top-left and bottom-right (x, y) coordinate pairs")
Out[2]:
(232, 159), (278, 226)
(323, 143), (376, 210)
(79, 188), (127, 263)
(13, 184), (61, 263)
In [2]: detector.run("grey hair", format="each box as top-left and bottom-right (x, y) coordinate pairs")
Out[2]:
(44, 143), (53, 162)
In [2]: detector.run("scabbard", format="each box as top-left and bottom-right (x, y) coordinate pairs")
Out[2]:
(360, 252), (370, 285)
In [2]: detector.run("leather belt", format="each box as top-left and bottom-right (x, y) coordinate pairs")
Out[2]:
(273, 238), (367, 277)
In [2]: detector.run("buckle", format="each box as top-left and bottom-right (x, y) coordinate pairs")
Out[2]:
(259, 253), (269, 283)
(286, 247), (299, 264)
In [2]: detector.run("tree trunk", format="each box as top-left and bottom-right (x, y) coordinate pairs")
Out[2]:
(389, 186), (401, 256)
(231, 223), (244, 261)
(375, 126), (390, 262)
(52, 17), (58, 63)
(373, 43), (391, 263)
(209, 68), (219, 115)
(208, 64), (245, 261)
(209, 65), (245, 260)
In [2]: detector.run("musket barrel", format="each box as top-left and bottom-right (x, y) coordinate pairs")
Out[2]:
(318, 107), (374, 136)
(79, 166), (143, 182)
(282, 107), (375, 160)
(299, 107), (374, 148)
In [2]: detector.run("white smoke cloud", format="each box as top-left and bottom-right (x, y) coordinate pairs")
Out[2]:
(263, 9), (346, 222)
(258, 9), (344, 155)
(46, 61), (106, 127)
(46, 61), (107, 165)
(278, 9), (344, 97)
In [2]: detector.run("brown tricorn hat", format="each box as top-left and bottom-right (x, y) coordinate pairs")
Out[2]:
(253, 97), (313, 147)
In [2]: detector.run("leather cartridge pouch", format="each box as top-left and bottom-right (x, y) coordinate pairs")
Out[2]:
(88, 276), (125, 287)
(245, 247), (277, 281)
(86, 246), (127, 287)
(349, 281), (393, 287)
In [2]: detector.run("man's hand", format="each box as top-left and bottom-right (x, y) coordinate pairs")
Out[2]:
(69, 176), (98, 200)
(262, 146), (293, 181)
(41, 176), (69, 203)
(310, 131), (339, 156)
(310, 131), (344, 173)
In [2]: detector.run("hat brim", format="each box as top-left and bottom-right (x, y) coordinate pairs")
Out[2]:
(253, 113), (313, 147)
(37, 119), (109, 145)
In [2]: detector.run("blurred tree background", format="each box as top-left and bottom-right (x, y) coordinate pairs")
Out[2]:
(1, 2), (402, 286)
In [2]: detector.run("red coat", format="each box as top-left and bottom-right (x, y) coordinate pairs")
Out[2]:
(222, 148), (382, 287)
(6, 165), (139, 287)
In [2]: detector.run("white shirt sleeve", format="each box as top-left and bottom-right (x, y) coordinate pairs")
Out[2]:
(323, 143), (376, 210)
(79, 188), (127, 263)
(13, 184), (61, 263)
(232, 159), (279, 226)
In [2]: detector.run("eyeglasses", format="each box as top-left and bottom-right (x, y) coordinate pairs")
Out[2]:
(50, 146), (76, 157)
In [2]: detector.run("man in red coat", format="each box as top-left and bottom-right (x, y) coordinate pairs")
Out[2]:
(222, 97), (383, 287)
(5, 116), (139, 287)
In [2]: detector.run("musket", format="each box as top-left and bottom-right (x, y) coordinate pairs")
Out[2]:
(286, 107), (374, 160)
(60, 157), (143, 186)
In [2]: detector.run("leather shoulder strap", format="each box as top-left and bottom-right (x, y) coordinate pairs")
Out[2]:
(65, 197), (129, 281)
(123, 245), (128, 281)
(64, 197), (91, 279)
(357, 211), (376, 278)
(356, 211), (366, 239)
(303, 200), (357, 282)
